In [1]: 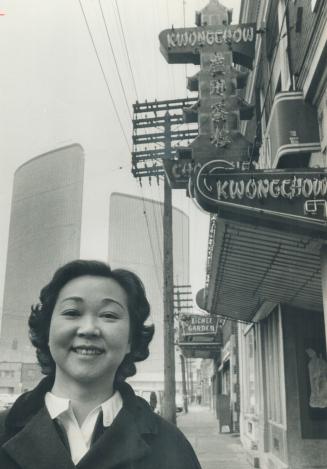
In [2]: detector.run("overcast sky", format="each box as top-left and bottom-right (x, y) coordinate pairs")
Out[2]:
(0, 0), (240, 312)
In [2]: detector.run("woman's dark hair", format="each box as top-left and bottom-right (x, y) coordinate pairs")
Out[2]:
(28, 259), (154, 384)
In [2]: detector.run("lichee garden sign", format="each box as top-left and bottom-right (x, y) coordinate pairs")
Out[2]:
(194, 160), (327, 226)
(180, 314), (219, 336)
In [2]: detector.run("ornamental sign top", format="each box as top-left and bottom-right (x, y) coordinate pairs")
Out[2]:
(194, 160), (327, 227)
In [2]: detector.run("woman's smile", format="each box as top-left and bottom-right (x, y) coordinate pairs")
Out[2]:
(71, 345), (104, 356)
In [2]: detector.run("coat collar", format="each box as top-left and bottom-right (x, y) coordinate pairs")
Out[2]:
(3, 377), (158, 469)
(77, 406), (152, 469)
(3, 406), (75, 469)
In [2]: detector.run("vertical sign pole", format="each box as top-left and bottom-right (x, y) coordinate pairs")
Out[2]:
(163, 112), (176, 423)
(320, 245), (327, 351)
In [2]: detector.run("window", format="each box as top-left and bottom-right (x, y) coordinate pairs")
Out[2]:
(262, 307), (285, 425)
(0, 370), (14, 378)
(243, 326), (256, 414)
(318, 89), (327, 153)
(222, 361), (230, 395)
(278, 0), (291, 90)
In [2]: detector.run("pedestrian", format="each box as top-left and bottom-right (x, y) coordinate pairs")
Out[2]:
(0, 259), (201, 469)
(149, 391), (158, 412)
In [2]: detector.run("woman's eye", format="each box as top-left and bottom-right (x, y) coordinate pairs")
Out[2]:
(62, 309), (80, 317)
(100, 312), (118, 320)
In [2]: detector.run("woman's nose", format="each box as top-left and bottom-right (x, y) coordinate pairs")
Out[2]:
(76, 314), (100, 337)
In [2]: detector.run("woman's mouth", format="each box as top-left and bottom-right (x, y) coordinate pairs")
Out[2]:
(71, 346), (104, 356)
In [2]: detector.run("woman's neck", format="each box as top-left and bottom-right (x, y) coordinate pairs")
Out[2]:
(51, 373), (115, 425)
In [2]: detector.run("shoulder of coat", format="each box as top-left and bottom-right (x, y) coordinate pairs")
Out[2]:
(149, 413), (202, 468)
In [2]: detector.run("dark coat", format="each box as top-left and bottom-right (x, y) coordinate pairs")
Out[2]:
(0, 377), (201, 469)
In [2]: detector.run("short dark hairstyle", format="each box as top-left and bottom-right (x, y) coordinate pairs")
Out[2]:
(28, 259), (154, 384)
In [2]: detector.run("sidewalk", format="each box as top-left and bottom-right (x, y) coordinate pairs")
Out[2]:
(177, 405), (252, 469)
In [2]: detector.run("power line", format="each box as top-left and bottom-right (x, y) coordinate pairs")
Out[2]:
(164, 0), (176, 97)
(81, 2), (164, 284)
(78, 0), (131, 152)
(148, 188), (164, 269)
(137, 186), (164, 292)
(98, 0), (133, 121)
(115, 0), (139, 100)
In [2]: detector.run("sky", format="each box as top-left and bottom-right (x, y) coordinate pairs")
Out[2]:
(0, 0), (240, 313)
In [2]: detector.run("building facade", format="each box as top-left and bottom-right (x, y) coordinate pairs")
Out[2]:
(0, 362), (43, 396)
(109, 192), (190, 394)
(0, 144), (84, 362)
(202, 1), (327, 469)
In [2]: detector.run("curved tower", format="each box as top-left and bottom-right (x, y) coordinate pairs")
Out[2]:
(0, 144), (84, 359)
(109, 192), (190, 391)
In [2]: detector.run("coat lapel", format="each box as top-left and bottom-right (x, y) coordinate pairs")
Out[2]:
(2, 407), (74, 469)
(77, 407), (151, 469)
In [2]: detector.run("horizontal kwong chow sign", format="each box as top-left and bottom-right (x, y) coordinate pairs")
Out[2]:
(159, 24), (256, 68)
(194, 160), (327, 226)
(163, 25), (254, 49)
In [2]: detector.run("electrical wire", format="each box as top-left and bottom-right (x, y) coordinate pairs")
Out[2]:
(149, 188), (164, 268)
(98, 0), (132, 121)
(79, 0), (164, 287)
(137, 185), (164, 292)
(78, 0), (131, 152)
(114, 0), (139, 100)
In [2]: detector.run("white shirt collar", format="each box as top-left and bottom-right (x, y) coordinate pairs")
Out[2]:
(45, 390), (123, 464)
(45, 390), (123, 427)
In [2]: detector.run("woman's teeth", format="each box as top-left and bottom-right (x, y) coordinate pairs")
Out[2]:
(73, 347), (102, 355)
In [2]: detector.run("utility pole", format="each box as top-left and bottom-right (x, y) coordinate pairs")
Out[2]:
(162, 112), (176, 423)
(131, 98), (198, 423)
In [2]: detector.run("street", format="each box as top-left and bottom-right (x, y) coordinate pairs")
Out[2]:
(178, 405), (252, 469)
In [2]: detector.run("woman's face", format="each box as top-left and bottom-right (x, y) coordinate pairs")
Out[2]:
(48, 275), (131, 390)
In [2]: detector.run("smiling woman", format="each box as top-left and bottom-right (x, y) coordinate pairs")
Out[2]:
(0, 260), (202, 469)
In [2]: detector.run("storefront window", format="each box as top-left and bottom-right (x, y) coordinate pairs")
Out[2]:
(244, 326), (256, 414)
(222, 361), (230, 396)
(262, 307), (285, 425)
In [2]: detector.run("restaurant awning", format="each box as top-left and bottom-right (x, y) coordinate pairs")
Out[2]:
(205, 217), (325, 322)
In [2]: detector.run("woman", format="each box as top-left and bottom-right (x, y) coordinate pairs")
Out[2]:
(0, 260), (201, 469)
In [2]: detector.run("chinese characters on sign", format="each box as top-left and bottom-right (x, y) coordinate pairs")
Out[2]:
(159, 21), (256, 167)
